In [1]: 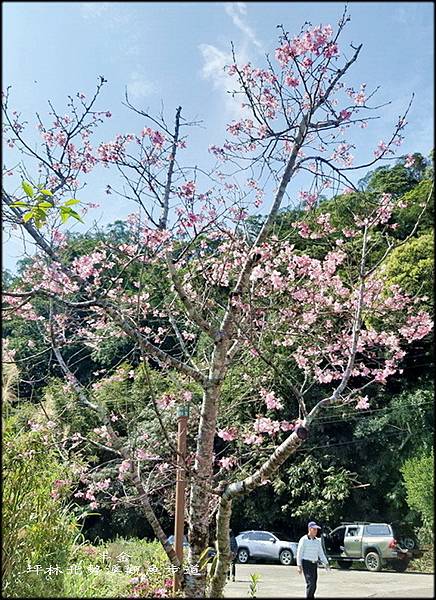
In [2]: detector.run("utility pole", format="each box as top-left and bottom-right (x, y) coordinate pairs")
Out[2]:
(173, 404), (189, 594)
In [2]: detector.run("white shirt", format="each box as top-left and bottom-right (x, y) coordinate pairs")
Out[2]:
(296, 534), (329, 566)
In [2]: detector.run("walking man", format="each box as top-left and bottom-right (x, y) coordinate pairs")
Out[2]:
(296, 521), (330, 598)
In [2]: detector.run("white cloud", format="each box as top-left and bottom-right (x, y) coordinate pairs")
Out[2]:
(199, 44), (232, 85)
(198, 3), (264, 120)
(199, 43), (248, 119)
(126, 71), (157, 101)
(224, 2), (264, 50)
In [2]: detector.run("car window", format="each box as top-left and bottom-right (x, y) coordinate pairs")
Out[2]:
(346, 527), (360, 537)
(364, 524), (391, 536)
(251, 532), (272, 541)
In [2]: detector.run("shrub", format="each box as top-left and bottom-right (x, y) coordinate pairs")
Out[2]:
(401, 448), (434, 528)
(2, 418), (81, 597)
(62, 538), (178, 598)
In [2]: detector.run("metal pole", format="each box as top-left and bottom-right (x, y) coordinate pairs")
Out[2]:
(173, 404), (189, 594)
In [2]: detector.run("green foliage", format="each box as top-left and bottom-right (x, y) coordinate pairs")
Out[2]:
(10, 181), (83, 228)
(381, 230), (433, 308)
(407, 544), (434, 573)
(2, 537), (177, 598)
(393, 179), (434, 239)
(2, 419), (81, 597)
(276, 455), (355, 523)
(1, 359), (19, 419)
(248, 572), (262, 597)
(401, 449), (434, 527)
(43, 377), (100, 438)
(63, 538), (175, 598)
(364, 163), (420, 197)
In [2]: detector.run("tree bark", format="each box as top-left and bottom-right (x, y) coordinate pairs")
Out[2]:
(184, 384), (220, 597)
(208, 496), (232, 598)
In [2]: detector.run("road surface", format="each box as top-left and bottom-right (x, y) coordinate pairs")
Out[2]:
(222, 564), (434, 598)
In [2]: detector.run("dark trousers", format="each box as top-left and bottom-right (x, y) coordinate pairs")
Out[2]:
(302, 559), (318, 598)
(227, 555), (236, 580)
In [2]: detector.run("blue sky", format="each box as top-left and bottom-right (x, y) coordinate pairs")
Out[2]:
(3, 1), (434, 270)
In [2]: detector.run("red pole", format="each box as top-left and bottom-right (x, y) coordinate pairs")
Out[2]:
(173, 404), (189, 594)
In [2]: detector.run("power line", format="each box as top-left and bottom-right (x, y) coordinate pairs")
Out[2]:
(295, 430), (404, 453)
(311, 400), (434, 423)
(311, 402), (434, 427)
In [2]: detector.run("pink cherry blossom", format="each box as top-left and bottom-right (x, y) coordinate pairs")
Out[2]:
(355, 396), (370, 410)
(243, 433), (263, 445)
(178, 180), (196, 199)
(399, 312), (433, 342)
(285, 76), (300, 88)
(374, 140), (389, 158)
(218, 456), (237, 470)
(404, 154), (415, 168)
(261, 389), (284, 410)
(217, 427), (238, 441)
(117, 460), (131, 481)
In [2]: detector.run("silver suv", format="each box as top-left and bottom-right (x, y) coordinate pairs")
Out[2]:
(322, 522), (423, 572)
(235, 530), (298, 566)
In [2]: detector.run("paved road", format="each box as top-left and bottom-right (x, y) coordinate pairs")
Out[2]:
(222, 564), (434, 598)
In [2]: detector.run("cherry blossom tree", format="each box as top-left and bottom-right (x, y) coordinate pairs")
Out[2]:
(3, 10), (433, 597)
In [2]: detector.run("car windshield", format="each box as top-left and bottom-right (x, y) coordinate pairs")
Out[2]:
(271, 531), (293, 541)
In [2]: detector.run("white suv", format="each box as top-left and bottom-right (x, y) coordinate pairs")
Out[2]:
(235, 530), (298, 565)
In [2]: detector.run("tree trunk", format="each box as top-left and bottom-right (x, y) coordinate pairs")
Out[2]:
(184, 384), (220, 597)
(209, 429), (305, 597)
(208, 497), (232, 597)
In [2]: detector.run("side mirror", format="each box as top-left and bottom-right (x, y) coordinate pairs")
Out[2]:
(269, 538), (276, 543)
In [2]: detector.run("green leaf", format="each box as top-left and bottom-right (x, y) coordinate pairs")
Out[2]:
(40, 189), (53, 196)
(23, 212), (34, 223)
(63, 198), (80, 206)
(21, 181), (34, 198)
(36, 201), (54, 209)
(59, 208), (70, 224)
(10, 201), (29, 208)
(67, 209), (84, 223)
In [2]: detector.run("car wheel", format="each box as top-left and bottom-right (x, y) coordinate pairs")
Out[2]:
(279, 549), (294, 566)
(365, 551), (382, 572)
(391, 559), (409, 573)
(237, 548), (249, 564)
(337, 560), (352, 569)
(400, 537), (416, 550)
